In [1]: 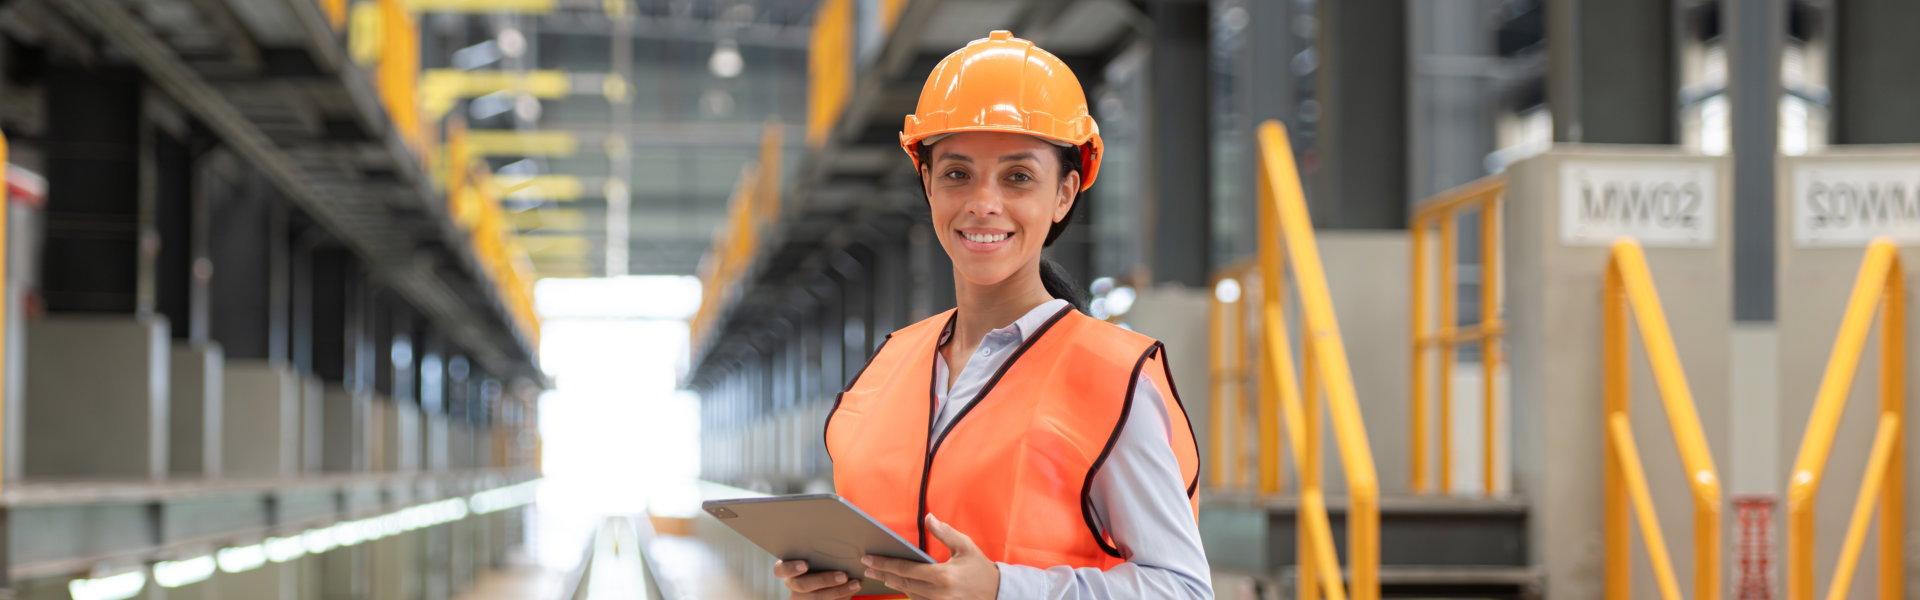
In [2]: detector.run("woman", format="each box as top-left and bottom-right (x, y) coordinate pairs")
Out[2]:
(776, 31), (1209, 600)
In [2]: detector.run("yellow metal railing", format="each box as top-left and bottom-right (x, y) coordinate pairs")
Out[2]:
(1252, 120), (1378, 600)
(1602, 239), (1721, 600)
(691, 122), (786, 351)
(1786, 238), (1905, 600)
(1207, 259), (1257, 491)
(806, 0), (852, 147)
(1408, 175), (1505, 496)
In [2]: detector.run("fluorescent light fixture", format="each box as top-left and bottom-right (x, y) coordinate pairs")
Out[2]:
(153, 556), (215, 588)
(265, 536), (306, 563)
(470, 480), (542, 515)
(68, 570), (146, 600)
(216, 545), (267, 574)
(709, 39), (743, 78)
(303, 528), (338, 554)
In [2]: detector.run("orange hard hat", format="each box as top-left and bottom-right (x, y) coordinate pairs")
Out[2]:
(900, 31), (1102, 190)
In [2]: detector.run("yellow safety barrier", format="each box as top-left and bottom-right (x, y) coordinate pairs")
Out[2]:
(1254, 120), (1378, 600)
(1601, 239), (1721, 600)
(806, 0), (852, 147)
(1408, 175), (1505, 496)
(1207, 259), (1256, 491)
(320, 0), (348, 30)
(691, 123), (786, 351)
(376, 0), (425, 154)
(1785, 238), (1905, 600)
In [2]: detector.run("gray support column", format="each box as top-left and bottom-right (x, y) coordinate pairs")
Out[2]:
(1546, 0), (1676, 144)
(1144, 1), (1212, 284)
(211, 171), (298, 477)
(159, 127), (221, 477)
(1729, 0), (1785, 322)
(1313, 0), (1408, 229)
(316, 247), (368, 473)
(1410, 0), (1499, 198)
(1831, 0), (1920, 143)
(41, 67), (146, 314)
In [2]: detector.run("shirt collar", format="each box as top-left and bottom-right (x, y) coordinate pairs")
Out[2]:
(937, 298), (1071, 346)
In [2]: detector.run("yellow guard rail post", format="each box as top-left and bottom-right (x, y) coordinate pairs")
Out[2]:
(1602, 240), (1721, 600)
(1408, 175), (1506, 496)
(1785, 238), (1905, 600)
(1207, 259), (1256, 491)
(1255, 120), (1378, 600)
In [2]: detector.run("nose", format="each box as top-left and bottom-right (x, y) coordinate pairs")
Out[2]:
(965, 184), (1005, 218)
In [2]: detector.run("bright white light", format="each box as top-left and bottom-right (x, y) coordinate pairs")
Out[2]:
(1090, 298), (1110, 320)
(470, 480), (543, 515)
(68, 571), (146, 600)
(709, 40), (743, 78)
(1107, 286), (1136, 316)
(1215, 279), (1242, 303)
(535, 277), (701, 320)
(303, 528), (338, 554)
(154, 556), (216, 588)
(497, 27), (526, 58)
(265, 536), (306, 563)
(1090, 277), (1115, 296)
(514, 94), (542, 122)
(216, 545), (266, 574)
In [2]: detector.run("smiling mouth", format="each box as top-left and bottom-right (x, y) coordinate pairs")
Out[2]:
(961, 231), (1011, 243)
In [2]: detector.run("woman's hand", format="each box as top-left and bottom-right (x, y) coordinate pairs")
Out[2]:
(774, 559), (862, 599)
(862, 514), (1001, 600)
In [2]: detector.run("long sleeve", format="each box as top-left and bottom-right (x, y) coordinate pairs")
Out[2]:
(992, 374), (1213, 600)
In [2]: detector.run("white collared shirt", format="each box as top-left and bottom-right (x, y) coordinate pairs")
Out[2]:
(931, 298), (1213, 600)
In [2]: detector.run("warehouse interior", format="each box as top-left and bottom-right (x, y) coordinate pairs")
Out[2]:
(0, 0), (1916, 598)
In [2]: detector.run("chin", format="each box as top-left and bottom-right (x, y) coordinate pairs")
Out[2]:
(953, 262), (1021, 288)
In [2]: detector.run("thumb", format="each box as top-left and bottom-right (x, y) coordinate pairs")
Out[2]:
(926, 514), (979, 559)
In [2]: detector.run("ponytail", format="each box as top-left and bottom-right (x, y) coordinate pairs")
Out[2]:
(1039, 256), (1088, 313)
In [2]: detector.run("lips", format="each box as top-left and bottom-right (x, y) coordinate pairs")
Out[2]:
(956, 229), (1013, 252)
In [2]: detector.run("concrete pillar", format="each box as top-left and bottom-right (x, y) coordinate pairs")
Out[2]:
(24, 316), (169, 477)
(314, 247), (369, 473)
(1312, 0), (1408, 230)
(209, 168), (297, 478)
(1774, 148), (1920, 599)
(299, 374), (324, 473)
(1504, 148), (1730, 599)
(1546, 0), (1677, 145)
(170, 343), (223, 476)
(1144, 1), (1212, 284)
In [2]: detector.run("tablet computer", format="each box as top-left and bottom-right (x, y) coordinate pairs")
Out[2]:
(703, 493), (934, 595)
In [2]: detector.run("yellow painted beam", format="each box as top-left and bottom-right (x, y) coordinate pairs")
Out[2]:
(404, 0), (557, 13)
(521, 235), (592, 257)
(493, 175), (585, 201)
(420, 69), (573, 118)
(465, 131), (580, 157)
(507, 209), (589, 231)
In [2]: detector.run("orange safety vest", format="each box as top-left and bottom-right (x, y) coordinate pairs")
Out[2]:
(825, 305), (1200, 588)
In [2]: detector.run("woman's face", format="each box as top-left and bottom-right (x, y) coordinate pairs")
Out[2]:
(922, 131), (1079, 290)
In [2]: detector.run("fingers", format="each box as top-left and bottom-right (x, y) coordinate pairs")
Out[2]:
(863, 554), (939, 582)
(865, 566), (936, 597)
(785, 569), (854, 594)
(924, 514), (978, 558)
(792, 578), (862, 599)
(773, 560), (808, 579)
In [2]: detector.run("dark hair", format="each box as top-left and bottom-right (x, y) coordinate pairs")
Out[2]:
(916, 141), (1089, 312)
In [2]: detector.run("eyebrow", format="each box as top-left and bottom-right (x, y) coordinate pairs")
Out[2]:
(935, 152), (972, 164)
(998, 152), (1038, 164)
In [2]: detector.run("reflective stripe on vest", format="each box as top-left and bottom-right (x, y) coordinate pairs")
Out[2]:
(825, 306), (1201, 570)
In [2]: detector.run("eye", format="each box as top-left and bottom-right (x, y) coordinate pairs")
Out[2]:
(1006, 171), (1034, 183)
(941, 169), (969, 180)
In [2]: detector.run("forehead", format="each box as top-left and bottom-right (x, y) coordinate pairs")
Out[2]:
(930, 131), (1055, 159)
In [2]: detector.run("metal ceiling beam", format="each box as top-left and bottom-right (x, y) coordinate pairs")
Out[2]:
(52, 0), (539, 381)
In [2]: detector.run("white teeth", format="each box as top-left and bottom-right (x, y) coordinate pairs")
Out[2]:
(963, 232), (1010, 243)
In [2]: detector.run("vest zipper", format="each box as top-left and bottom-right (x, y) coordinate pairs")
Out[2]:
(914, 305), (1073, 551)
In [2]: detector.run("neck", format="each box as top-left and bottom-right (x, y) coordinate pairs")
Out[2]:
(951, 263), (1056, 347)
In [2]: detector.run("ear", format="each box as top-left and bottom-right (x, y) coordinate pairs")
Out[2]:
(1054, 171), (1081, 223)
